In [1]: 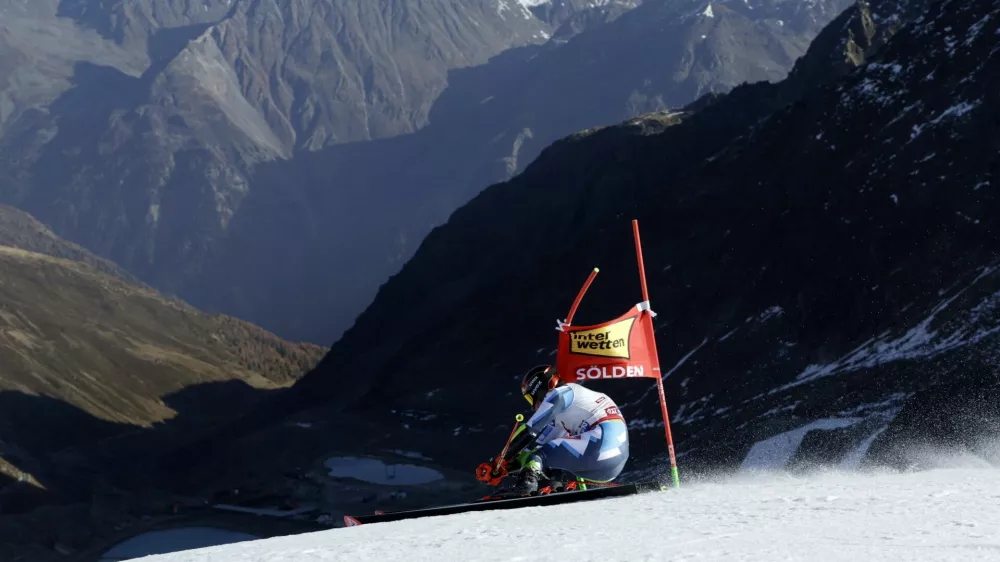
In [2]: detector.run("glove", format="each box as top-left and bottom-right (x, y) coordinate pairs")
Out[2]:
(475, 458), (509, 486)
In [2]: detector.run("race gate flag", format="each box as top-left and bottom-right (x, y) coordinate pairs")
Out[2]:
(551, 220), (680, 489)
(556, 303), (660, 384)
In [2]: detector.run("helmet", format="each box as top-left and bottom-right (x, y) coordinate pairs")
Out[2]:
(521, 365), (559, 409)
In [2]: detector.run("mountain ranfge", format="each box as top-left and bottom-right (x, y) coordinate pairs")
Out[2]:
(0, 0), (853, 344)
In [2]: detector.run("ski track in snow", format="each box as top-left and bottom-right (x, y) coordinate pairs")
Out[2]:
(133, 467), (1000, 562)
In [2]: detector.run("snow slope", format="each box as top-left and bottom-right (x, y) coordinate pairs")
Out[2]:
(130, 465), (1000, 561)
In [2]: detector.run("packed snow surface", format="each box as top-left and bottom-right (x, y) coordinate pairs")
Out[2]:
(132, 466), (1000, 561)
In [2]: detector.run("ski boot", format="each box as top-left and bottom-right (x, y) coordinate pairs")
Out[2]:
(544, 469), (621, 492)
(487, 462), (543, 499)
(509, 463), (542, 496)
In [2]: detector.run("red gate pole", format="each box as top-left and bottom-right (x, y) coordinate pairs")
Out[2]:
(632, 219), (680, 488)
(564, 267), (599, 326)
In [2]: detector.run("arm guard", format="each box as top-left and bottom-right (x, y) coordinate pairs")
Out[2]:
(503, 385), (574, 465)
(502, 424), (536, 466)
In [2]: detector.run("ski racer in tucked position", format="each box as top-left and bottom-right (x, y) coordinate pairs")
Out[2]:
(476, 365), (630, 495)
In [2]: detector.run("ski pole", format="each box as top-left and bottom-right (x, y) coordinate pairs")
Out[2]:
(494, 413), (524, 472)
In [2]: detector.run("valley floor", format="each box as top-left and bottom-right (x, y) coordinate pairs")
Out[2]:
(134, 461), (1000, 561)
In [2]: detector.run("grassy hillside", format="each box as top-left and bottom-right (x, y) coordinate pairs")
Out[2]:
(0, 209), (326, 515)
(0, 244), (324, 432)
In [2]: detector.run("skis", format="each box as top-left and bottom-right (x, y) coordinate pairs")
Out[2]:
(342, 480), (665, 527)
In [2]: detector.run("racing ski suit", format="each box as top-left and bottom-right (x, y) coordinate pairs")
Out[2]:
(508, 382), (629, 482)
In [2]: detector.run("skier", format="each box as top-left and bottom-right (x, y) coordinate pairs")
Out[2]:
(476, 364), (630, 495)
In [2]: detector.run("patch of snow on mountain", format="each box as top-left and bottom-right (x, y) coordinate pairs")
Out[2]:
(325, 457), (443, 485)
(836, 392), (910, 417)
(625, 337), (709, 408)
(740, 418), (862, 471)
(673, 394), (715, 425)
(779, 266), (1000, 392)
(390, 450), (434, 461)
(929, 100), (981, 123)
(964, 12), (993, 45)
(746, 305), (784, 324)
(628, 417), (664, 429)
(719, 327), (739, 341)
(497, 0), (536, 18)
(839, 424), (890, 469)
(760, 400), (801, 418)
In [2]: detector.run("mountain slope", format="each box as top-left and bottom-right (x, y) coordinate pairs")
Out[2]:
(247, 0), (1000, 480)
(0, 204), (144, 286)
(0, 0), (854, 346)
(193, 0), (854, 344)
(0, 1), (146, 141)
(1, 0), (611, 310)
(0, 210), (325, 512)
(0, 245), (322, 427)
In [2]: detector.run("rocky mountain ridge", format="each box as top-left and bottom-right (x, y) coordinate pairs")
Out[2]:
(0, 204), (144, 286)
(187, 0), (856, 343)
(1, 0), (852, 345)
(0, 0), (604, 297)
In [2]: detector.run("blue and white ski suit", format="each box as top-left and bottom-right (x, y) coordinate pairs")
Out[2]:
(521, 383), (629, 482)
